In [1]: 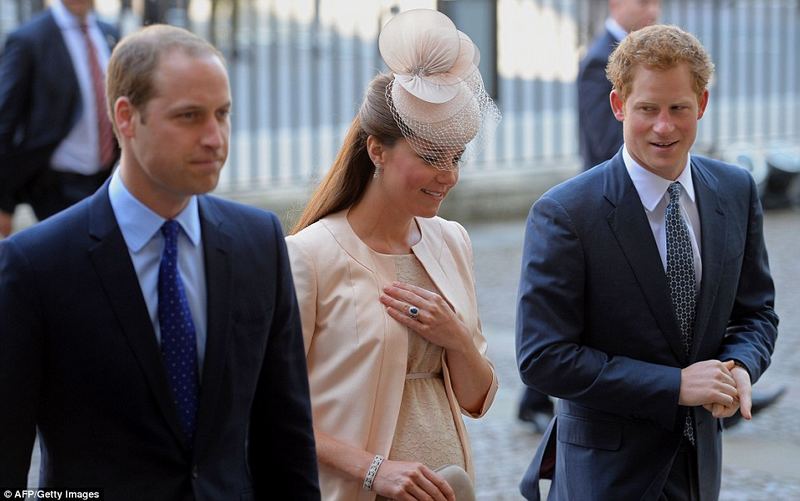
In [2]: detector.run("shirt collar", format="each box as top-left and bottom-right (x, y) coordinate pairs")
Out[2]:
(109, 169), (201, 252)
(605, 17), (628, 42)
(51, 0), (98, 30)
(623, 145), (695, 212)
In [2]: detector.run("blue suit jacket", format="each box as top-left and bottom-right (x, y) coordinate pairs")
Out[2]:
(577, 29), (623, 171)
(0, 9), (119, 212)
(0, 184), (320, 500)
(516, 152), (778, 500)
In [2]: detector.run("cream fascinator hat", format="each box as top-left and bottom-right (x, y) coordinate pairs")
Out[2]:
(378, 9), (500, 170)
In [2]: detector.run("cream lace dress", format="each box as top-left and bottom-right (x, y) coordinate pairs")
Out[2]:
(375, 253), (467, 500)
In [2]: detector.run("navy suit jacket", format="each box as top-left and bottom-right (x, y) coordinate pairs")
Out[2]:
(0, 185), (320, 500)
(0, 9), (119, 212)
(516, 152), (778, 500)
(577, 29), (623, 171)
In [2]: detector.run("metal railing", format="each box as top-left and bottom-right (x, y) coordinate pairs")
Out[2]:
(2, 0), (798, 194)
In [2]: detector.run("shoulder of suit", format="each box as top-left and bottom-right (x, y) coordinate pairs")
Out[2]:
(546, 162), (606, 197)
(200, 195), (279, 229)
(4, 195), (91, 253)
(692, 155), (755, 197)
(692, 154), (751, 180)
(585, 30), (616, 59)
(692, 153), (740, 171)
(7, 9), (58, 42)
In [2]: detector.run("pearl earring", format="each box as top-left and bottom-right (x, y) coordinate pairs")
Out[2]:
(373, 163), (382, 178)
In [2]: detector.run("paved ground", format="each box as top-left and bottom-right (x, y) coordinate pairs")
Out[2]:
(462, 208), (800, 500)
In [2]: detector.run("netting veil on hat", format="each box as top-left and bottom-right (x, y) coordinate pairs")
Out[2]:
(378, 9), (500, 170)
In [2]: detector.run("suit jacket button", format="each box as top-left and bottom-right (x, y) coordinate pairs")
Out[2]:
(192, 465), (199, 479)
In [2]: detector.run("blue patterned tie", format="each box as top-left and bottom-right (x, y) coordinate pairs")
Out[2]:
(666, 182), (697, 445)
(158, 220), (199, 443)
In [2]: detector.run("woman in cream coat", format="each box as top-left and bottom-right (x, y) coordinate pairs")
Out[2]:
(286, 10), (499, 501)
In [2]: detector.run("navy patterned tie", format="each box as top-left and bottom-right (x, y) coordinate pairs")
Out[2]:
(158, 220), (199, 443)
(666, 182), (697, 445)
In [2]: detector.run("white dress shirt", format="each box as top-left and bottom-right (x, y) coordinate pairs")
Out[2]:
(108, 170), (208, 373)
(49, 0), (111, 175)
(623, 145), (703, 286)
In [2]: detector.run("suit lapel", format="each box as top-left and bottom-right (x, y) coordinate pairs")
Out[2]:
(689, 160), (726, 361)
(603, 155), (687, 363)
(86, 185), (187, 446)
(193, 197), (233, 454)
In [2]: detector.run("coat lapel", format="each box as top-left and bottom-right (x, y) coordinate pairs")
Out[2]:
(193, 197), (233, 454)
(411, 218), (462, 315)
(86, 185), (187, 446)
(321, 210), (409, 351)
(689, 160), (726, 361)
(603, 155), (688, 363)
(322, 211), (462, 319)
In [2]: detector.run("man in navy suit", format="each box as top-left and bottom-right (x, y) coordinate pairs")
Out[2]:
(0, 25), (319, 499)
(0, 0), (119, 237)
(517, 25), (777, 500)
(577, 0), (660, 171)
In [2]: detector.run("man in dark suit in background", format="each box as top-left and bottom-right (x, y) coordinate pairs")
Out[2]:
(577, 0), (660, 171)
(0, 0), (119, 237)
(517, 25), (778, 500)
(0, 24), (319, 499)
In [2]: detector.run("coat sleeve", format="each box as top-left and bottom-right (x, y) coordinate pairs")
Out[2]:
(0, 239), (42, 485)
(515, 196), (681, 430)
(285, 234), (318, 356)
(715, 174), (778, 382)
(249, 214), (320, 499)
(452, 222), (498, 418)
(0, 31), (35, 212)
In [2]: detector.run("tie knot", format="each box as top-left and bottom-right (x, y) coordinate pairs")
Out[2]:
(79, 23), (89, 34)
(161, 220), (180, 247)
(668, 182), (683, 203)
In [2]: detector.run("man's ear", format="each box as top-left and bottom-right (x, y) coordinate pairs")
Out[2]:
(697, 89), (709, 120)
(114, 97), (137, 138)
(610, 90), (625, 122)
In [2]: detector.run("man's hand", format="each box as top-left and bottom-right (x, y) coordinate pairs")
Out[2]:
(703, 362), (752, 419)
(730, 363), (752, 419)
(0, 210), (12, 237)
(679, 359), (738, 407)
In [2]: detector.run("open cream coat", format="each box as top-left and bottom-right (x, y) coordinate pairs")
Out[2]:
(286, 210), (498, 501)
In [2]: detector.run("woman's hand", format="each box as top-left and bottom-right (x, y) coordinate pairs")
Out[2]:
(380, 282), (470, 353)
(373, 459), (455, 501)
(381, 281), (494, 415)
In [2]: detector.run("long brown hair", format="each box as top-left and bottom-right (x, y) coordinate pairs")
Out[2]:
(291, 73), (402, 234)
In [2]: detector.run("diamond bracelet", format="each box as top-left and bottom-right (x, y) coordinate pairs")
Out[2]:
(362, 454), (385, 491)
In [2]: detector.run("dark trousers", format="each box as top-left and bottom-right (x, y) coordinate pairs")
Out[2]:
(659, 439), (699, 501)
